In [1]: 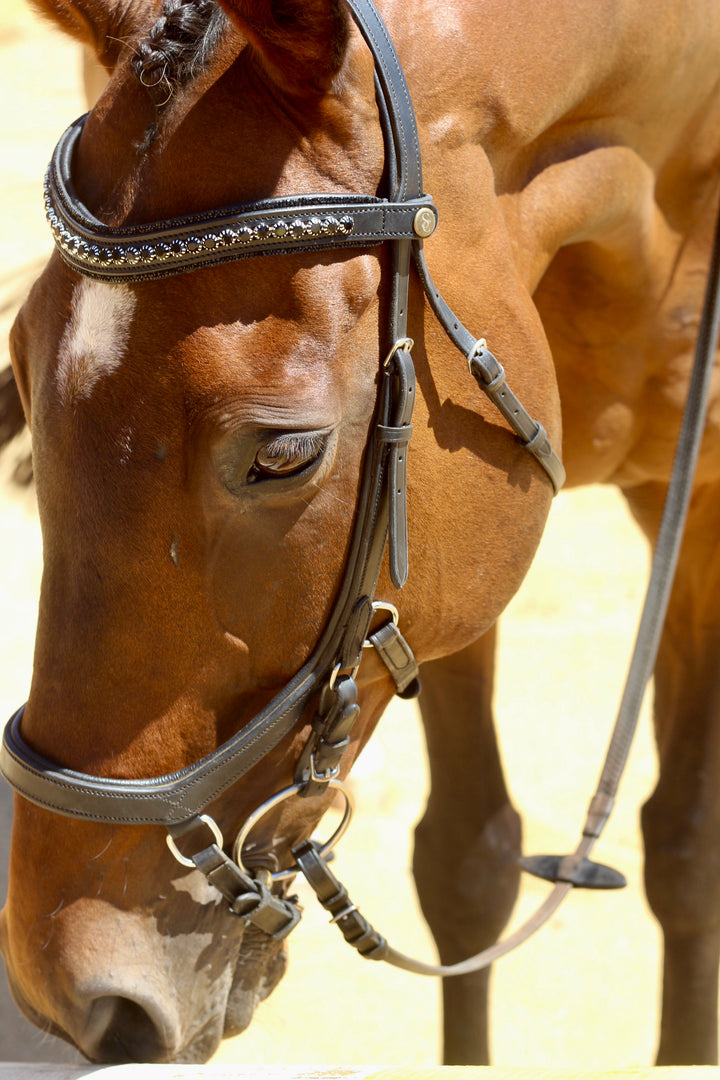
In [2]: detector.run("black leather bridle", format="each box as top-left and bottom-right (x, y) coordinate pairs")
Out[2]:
(1, 0), (566, 955)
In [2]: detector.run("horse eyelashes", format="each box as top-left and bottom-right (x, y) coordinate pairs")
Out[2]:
(249, 431), (328, 482)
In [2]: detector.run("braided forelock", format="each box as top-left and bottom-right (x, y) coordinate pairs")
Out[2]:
(133, 0), (229, 98)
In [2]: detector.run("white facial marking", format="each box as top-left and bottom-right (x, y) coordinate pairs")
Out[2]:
(171, 869), (223, 908)
(57, 280), (136, 404)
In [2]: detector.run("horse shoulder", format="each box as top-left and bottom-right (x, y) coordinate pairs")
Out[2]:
(416, 0), (720, 489)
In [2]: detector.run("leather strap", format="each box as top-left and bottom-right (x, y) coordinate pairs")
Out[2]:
(378, 337), (415, 588)
(344, 0), (422, 201)
(293, 839), (388, 958)
(469, 344), (565, 493)
(294, 675), (360, 799)
(45, 121), (437, 283)
(414, 243), (566, 493)
(368, 620), (420, 697)
(524, 187), (720, 886)
(292, 836), (575, 975)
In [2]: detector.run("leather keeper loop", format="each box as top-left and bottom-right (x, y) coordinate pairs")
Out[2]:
(584, 792), (616, 838)
(525, 422), (551, 453)
(369, 619), (420, 696)
(376, 423), (413, 443)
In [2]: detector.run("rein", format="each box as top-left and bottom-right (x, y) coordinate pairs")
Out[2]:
(2, 0), (714, 979)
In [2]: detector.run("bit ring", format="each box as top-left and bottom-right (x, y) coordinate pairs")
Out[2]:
(233, 779), (354, 882)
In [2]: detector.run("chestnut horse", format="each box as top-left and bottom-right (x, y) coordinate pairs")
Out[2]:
(2, 0), (720, 1066)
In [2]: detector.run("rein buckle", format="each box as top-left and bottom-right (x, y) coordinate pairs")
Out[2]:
(310, 753), (340, 784)
(295, 674), (359, 798)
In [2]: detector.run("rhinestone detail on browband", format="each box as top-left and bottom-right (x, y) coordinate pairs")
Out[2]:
(44, 177), (355, 270)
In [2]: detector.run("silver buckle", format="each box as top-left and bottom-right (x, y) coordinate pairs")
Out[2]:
(362, 600), (399, 648)
(310, 752), (340, 783)
(466, 336), (488, 374)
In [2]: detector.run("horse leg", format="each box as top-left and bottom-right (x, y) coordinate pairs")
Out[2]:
(626, 480), (720, 1064)
(412, 627), (521, 1065)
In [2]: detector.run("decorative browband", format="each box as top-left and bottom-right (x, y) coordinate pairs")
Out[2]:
(45, 116), (438, 283)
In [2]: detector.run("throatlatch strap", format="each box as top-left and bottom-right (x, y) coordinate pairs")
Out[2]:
(468, 343), (565, 494)
(413, 243), (565, 493)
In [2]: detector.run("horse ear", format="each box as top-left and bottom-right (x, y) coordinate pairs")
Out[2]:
(27, 0), (154, 70)
(215, 0), (351, 95)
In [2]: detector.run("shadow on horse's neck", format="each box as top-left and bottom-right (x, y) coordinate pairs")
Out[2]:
(408, 285), (534, 494)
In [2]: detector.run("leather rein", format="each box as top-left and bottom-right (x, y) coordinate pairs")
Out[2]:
(2, 0), (717, 977)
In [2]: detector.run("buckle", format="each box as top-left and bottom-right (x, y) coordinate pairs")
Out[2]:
(383, 337), (414, 368)
(310, 752), (340, 784)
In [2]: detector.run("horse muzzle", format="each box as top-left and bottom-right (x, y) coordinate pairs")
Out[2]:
(0, 886), (277, 1063)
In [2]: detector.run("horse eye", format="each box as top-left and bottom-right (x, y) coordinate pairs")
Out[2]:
(249, 432), (327, 482)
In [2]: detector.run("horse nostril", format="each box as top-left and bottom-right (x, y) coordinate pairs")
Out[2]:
(84, 995), (176, 1063)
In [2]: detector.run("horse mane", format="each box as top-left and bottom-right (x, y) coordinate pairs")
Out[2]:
(133, 0), (229, 98)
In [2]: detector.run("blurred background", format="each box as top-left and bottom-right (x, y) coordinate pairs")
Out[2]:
(0, 1), (662, 1067)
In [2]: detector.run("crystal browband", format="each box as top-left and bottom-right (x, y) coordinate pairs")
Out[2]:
(45, 115), (438, 283)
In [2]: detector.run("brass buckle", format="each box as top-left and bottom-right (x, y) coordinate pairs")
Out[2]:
(383, 337), (414, 368)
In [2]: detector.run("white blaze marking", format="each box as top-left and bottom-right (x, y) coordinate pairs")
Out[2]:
(57, 280), (136, 404)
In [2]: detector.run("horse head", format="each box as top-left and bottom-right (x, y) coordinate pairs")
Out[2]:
(1, 0), (560, 1062)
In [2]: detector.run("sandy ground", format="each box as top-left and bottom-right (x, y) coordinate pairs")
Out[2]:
(0, 4), (667, 1069)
